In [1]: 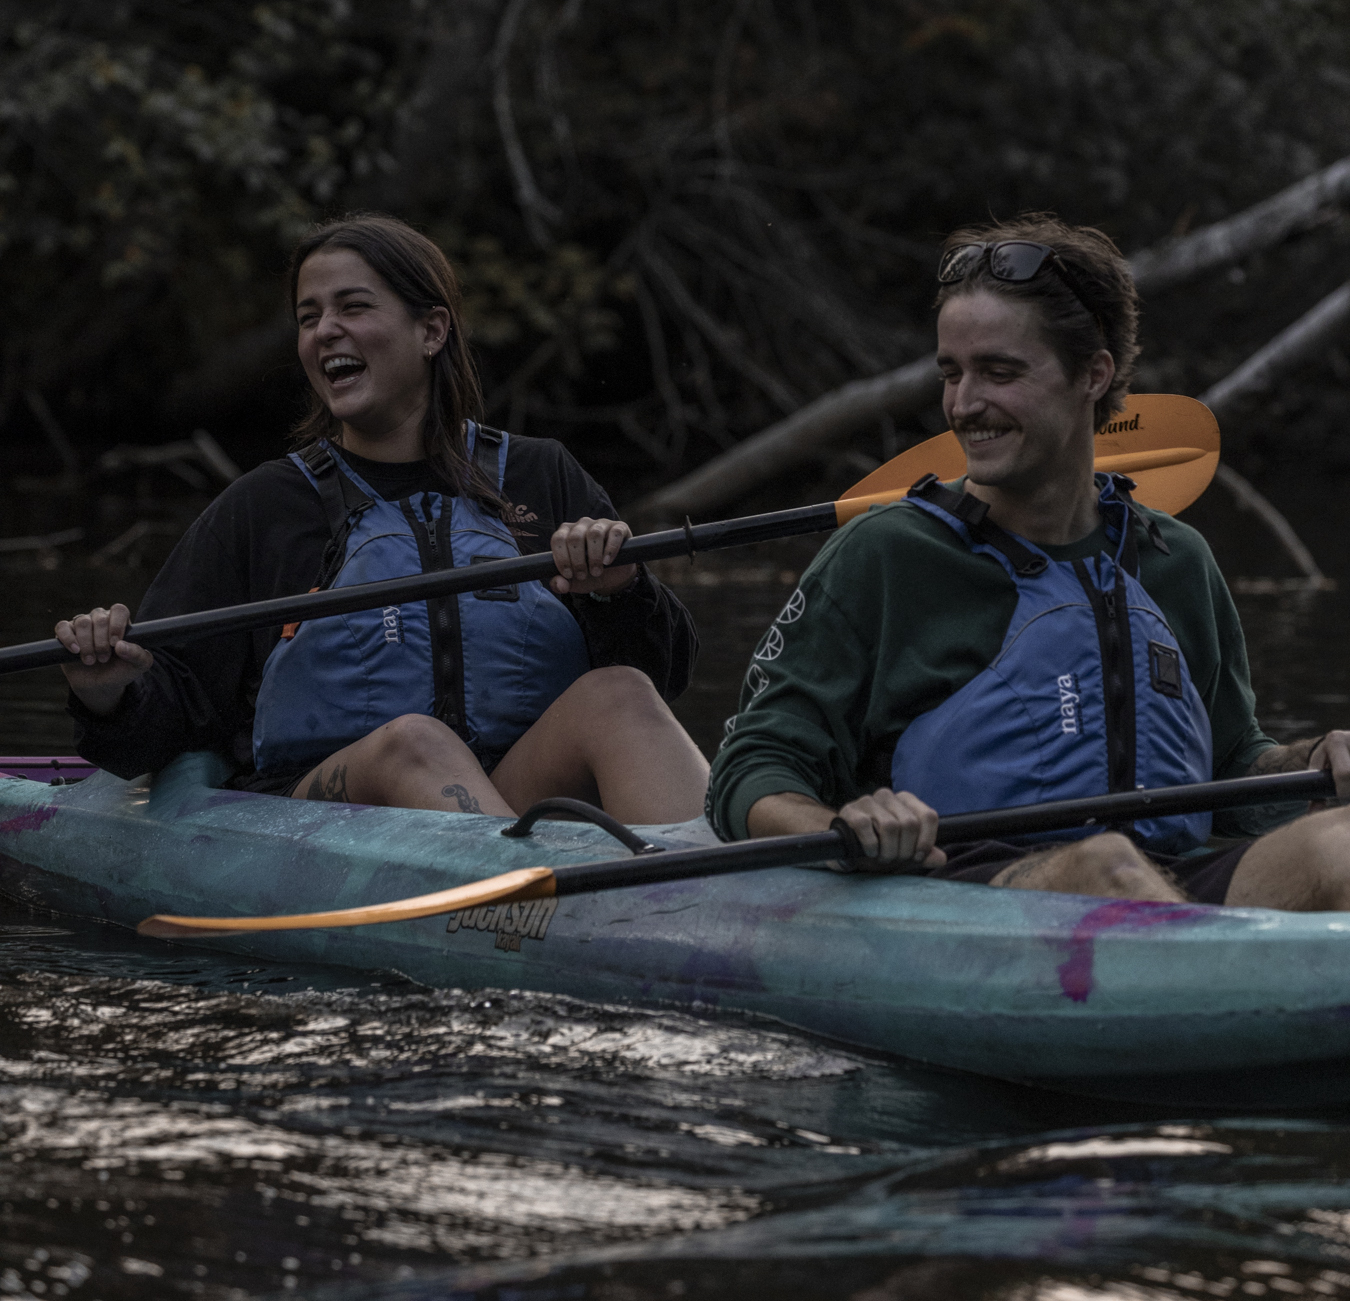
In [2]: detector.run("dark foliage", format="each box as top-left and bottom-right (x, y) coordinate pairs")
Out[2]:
(0, 0), (1347, 499)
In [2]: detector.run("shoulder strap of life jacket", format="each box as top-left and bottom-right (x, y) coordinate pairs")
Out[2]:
(472, 424), (507, 491)
(908, 474), (1049, 577)
(297, 441), (375, 590)
(1105, 473), (1170, 576)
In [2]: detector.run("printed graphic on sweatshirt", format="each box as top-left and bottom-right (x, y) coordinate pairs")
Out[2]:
(744, 587), (805, 698)
(777, 588), (806, 624)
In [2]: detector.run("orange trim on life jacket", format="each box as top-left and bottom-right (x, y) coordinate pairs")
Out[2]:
(280, 588), (321, 640)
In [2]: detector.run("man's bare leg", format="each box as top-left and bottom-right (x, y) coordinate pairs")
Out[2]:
(1224, 804), (1350, 910)
(491, 666), (709, 824)
(294, 714), (515, 815)
(989, 832), (1187, 901)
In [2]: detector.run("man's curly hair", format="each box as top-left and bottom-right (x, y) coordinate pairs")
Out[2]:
(935, 214), (1139, 429)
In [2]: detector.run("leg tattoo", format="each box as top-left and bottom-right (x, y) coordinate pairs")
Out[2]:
(306, 764), (349, 803)
(441, 783), (484, 814)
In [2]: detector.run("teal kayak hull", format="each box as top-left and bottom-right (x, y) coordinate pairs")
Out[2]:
(2, 752), (1349, 1107)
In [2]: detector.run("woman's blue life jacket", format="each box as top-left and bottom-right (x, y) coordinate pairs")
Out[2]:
(252, 423), (591, 775)
(890, 473), (1213, 853)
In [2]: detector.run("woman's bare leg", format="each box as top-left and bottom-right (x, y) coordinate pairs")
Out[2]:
(291, 669), (707, 822)
(491, 666), (709, 823)
(293, 714), (516, 815)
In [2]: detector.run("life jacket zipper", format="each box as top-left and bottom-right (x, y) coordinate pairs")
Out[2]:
(1102, 589), (1127, 790)
(1073, 561), (1137, 803)
(401, 497), (469, 740)
(425, 515), (458, 728)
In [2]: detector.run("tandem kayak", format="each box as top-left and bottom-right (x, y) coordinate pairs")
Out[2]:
(2, 750), (1349, 1109)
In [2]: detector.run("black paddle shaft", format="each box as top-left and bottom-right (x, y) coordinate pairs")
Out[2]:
(0, 502), (837, 674)
(549, 769), (1336, 894)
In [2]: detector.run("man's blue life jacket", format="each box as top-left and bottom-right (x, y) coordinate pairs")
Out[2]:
(890, 473), (1213, 853)
(252, 423), (591, 775)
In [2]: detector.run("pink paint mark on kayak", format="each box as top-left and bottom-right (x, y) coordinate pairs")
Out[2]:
(0, 805), (58, 835)
(1056, 899), (1210, 1003)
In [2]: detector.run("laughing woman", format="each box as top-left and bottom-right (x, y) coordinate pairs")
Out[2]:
(56, 214), (709, 823)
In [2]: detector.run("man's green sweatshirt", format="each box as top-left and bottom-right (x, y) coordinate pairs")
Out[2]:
(706, 494), (1276, 842)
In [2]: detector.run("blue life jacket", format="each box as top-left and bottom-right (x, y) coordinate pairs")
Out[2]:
(252, 423), (591, 774)
(890, 473), (1212, 853)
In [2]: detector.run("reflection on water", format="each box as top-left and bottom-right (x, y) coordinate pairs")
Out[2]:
(3, 479), (1350, 1297)
(10, 917), (1350, 1300)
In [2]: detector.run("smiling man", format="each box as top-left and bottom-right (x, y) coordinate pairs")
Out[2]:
(707, 215), (1350, 909)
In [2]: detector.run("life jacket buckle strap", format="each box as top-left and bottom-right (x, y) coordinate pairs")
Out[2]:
(910, 474), (1047, 577)
(1109, 472), (1170, 558)
(298, 441), (335, 475)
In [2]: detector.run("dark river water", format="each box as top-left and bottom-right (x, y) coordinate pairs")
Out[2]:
(3, 473), (1350, 1299)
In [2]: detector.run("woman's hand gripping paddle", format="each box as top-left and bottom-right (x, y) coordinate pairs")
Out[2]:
(136, 768), (1330, 938)
(0, 394), (1219, 676)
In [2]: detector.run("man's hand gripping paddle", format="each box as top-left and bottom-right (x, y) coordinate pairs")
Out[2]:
(0, 393), (1219, 676)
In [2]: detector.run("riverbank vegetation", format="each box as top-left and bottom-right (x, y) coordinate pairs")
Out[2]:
(1, 0), (1347, 551)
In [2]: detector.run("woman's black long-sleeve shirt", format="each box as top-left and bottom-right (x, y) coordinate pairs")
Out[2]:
(70, 436), (698, 782)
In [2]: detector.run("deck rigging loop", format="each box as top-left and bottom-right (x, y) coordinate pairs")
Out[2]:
(500, 797), (663, 856)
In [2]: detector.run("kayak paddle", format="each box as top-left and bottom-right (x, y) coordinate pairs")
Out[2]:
(0, 394), (1218, 676)
(136, 767), (1327, 937)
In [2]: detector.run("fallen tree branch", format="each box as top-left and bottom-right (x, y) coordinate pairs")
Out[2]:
(1211, 464), (1331, 588)
(1131, 155), (1350, 295)
(1198, 279), (1350, 418)
(24, 388), (80, 481)
(1196, 279), (1350, 589)
(493, 0), (560, 248)
(629, 354), (938, 520)
(0, 527), (82, 555)
(93, 431), (242, 486)
(638, 240), (802, 416)
(91, 521), (184, 567)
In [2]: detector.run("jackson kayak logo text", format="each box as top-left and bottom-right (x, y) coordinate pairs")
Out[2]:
(445, 897), (559, 951)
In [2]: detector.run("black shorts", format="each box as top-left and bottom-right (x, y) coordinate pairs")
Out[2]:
(225, 765), (311, 798)
(928, 838), (1253, 906)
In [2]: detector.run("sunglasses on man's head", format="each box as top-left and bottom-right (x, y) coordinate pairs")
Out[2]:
(938, 240), (1096, 323)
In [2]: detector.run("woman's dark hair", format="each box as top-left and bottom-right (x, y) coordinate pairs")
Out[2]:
(935, 214), (1139, 429)
(288, 212), (506, 515)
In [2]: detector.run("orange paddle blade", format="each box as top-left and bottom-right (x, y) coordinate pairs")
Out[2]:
(137, 866), (556, 938)
(836, 394), (1220, 521)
